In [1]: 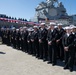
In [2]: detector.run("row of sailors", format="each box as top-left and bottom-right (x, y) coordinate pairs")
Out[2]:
(0, 22), (76, 72)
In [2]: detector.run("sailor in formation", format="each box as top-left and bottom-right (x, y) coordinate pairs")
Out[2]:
(0, 23), (76, 72)
(38, 23), (48, 61)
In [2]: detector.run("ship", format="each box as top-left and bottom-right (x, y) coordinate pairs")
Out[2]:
(30, 0), (76, 25)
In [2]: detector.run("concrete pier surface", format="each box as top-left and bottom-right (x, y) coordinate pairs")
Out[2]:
(0, 45), (76, 75)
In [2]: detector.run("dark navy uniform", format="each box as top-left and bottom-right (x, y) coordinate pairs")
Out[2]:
(27, 30), (33, 54)
(1, 28), (5, 44)
(23, 30), (28, 52)
(39, 28), (48, 61)
(50, 28), (58, 65)
(19, 30), (23, 50)
(12, 29), (16, 48)
(31, 29), (39, 57)
(63, 32), (75, 72)
(74, 32), (76, 65)
(6, 29), (10, 46)
(56, 28), (65, 60)
(15, 30), (20, 49)
(47, 29), (53, 63)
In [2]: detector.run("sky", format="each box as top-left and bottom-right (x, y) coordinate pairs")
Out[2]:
(0, 0), (76, 20)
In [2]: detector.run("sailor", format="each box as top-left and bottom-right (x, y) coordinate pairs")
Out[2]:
(10, 28), (13, 46)
(38, 23), (48, 61)
(15, 29), (20, 49)
(0, 27), (5, 44)
(63, 26), (75, 72)
(31, 26), (39, 57)
(4, 28), (7, 44)
(72, 26), (76, 65)
(27, 28), (34, 54)
(0, 27), (1, 38)
(6, 28), (11, 46)
(19, 28), (24, 50)
(56, 23), (65, 61)
(47, 23), (54, 64)
(12, 27), (16, 48)
(23, 27), (28, 52)
(70, 25), (76, 70)
(0, 27), (1, 37)
(47, 22), (58, 65)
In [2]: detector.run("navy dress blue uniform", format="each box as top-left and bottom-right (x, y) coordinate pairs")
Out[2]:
(49, 28), (58, 65)
(56, 28), (65, 60)
(31, 30), (39, 57)
(6, 29), (10, 46)
(47, 29), (53, 63)
(0, 28), (1, 38)
(1, 28), (5, 44)
(10, 30), (13, 46)
(63, 32), (75, 71)
(23, 30), (28, 52)
(12, 30), (16, 48)
(15, 30), (20, 49)
(27, 31), (32, 54)
(4, 30), (6, 44)
(19, 31), (23, 50)
(39, 28), (48, 61)
(73, 32), (76, 65)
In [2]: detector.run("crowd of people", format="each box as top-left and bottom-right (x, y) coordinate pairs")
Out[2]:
(0, 22), (76, 72)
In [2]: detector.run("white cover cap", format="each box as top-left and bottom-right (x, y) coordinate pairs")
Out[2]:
(50, 22), (56, 25)
(57, 23), (63, 26)
(33, 26), (38, 28)
(40, 23), (45, 25)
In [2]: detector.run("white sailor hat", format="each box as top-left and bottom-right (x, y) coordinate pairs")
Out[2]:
(33, 26), (38, 28)
(57, 23), (63, 26)
(50, 22), (56, 25)
(70, 24), (76, 29)
(1, 27), (4, 30)
(23, 26), (27, 29)
(12, 27), (15, 30)
(71, 26), (76, 29)
(70, 24), (75, 27)
(47, 26), (50, 30)
(19, 27), (23, 29)
(28, 28), (34, 32)
(54, 26), (57, 28)
(16, 29), (19, 31)
(73, 26), (76, 28)
(64, 26), (72, 30)
(40, 23), (45, 25)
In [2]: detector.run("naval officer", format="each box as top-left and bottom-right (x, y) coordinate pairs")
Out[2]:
(31, 26), (39, 57)
(56, 23), (65, 61)
(63, 26), (75, 72)
(22, 27), (28, 52)
(47, 22), (58, 66)
(38, 23), (48, 61)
